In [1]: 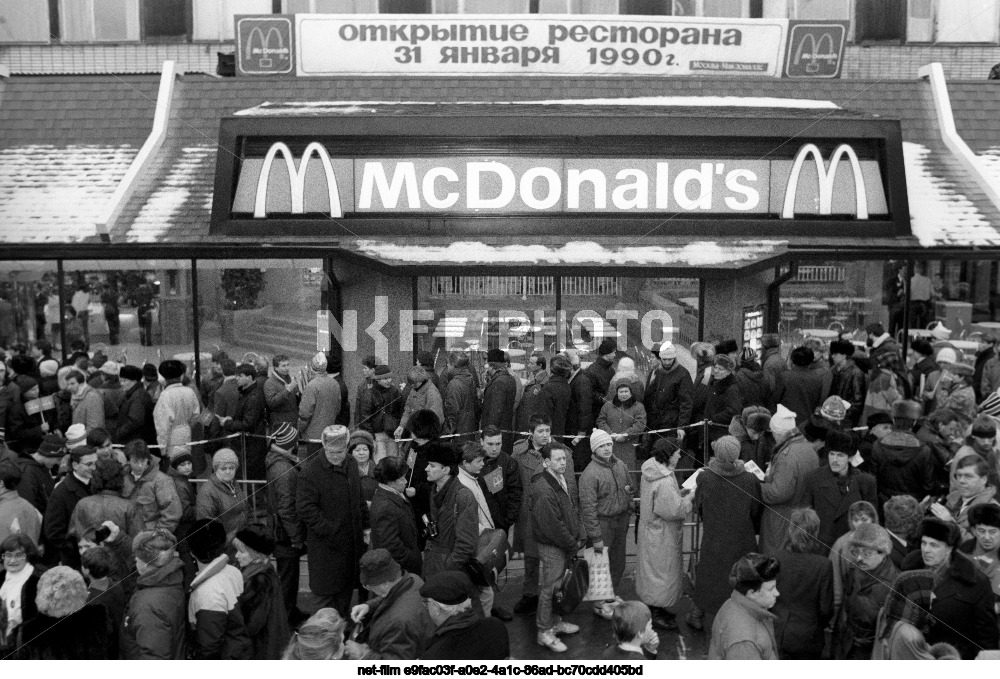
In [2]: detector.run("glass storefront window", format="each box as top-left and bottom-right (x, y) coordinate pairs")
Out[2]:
(0, 261), (57, 352)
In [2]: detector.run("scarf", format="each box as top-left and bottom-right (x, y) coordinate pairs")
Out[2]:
(70, 382), (92, 410)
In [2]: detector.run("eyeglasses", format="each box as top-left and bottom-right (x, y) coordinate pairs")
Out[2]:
(852, 547), (884, 559)
(217, 464), (238, 472)
(2, 552), (27, 561)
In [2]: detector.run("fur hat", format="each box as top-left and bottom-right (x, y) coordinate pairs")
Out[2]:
(35, 566), (89, 618)
(99, 361), (120, 377)
(714, 354), (735, 372)
(770, 404), (797, 436)
(424, 442), (458, 467)
(65, 423), (87, 450)
(968, 503), (1000, 530)
(711, 435), (741, 465)
(715, 339), (738, 356)
(235, 527), (275, 557)
(270, 422), (299, 449)
(972, 415), (997, 439)
(659, 342), (678, 360)
(486, 348), (506, 364)
(936, 347), (959, 365)
(850, 523), (892, 555)
(609, 374), (635, 397)
(142, 363), (159, 381)
(597, 338), (617, 357)
(38, 359), (60, 378)
(884, 495), (922, 537)
(550, 355), (573, 378)
(348, 429), (376, 454)
(829, 340), (855, 357)
(949, 362), (974, 378)
(891, 400), (923, 424)
(820, 396), (848, 422)
(212, 448), (239, 470)
(321, 425), (350, 450)
(169, 449), (193, 469)
(359, 548), (402, 588)
(119, 364), (143, 382)
(920, 518), (961, 548)
(158, 359), (185, 380)
(408, 409), (441, 440)
(866, 412), (894, 428)
(419, 570), (474, 605)
(590, 429), (614, 450)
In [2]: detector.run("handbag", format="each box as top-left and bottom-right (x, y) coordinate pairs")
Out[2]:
(554, 556), (590, 615)
(466, 527), (509, 587)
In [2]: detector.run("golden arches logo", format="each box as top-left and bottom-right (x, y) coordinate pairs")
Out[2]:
(254, 142), (343, 219)
(782, 144), (868, 219)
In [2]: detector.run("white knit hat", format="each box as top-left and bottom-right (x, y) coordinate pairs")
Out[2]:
(770, 404), (797, 436)
(65, 423), (87, 449)
(936, 347), (958, 365)
(590, 429), (614, 450)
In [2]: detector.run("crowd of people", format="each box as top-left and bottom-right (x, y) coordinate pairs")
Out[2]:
(1, 318), (1000, 660)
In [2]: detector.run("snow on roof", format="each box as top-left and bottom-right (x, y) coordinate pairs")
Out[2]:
(903, 141), (1000, 247)
(979, 148), (1000, 189)
(351, 239), (786, 267)
(235, 96), (839, 117)
(125, 145), (215, 243)
(0, 144), (136, 243)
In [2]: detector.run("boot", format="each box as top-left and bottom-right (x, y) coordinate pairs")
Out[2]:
(514, 595), (539, 615)
(651, 606), (678, 632)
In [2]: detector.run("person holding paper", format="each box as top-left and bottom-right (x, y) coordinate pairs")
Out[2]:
(759, 404), (818, 557)
(803, 430), (878, 552)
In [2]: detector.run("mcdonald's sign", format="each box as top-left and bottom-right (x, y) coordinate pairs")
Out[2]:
(784, 21), (847, 78)
(236, 15), (294, 76)
(782, 143), (867, 219)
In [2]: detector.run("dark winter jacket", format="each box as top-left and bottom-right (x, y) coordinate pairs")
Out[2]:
(0, 566), (42, 652)
(734, 362), (771, 410)
(423, 475), (479, 579)
(772, 549), (834, 659)
(115, 381), (156, 445)
(777, 364), (831, 426)
(910, 355), (938, 397)
(421, 609), (510, 660)
(831, 359), (867, 428)
(123, 462), (182, 534)
(530, 470), (585, 554)
(43, 472), (92, 567)
(358, 382), (402, 436)
(515, 372), (549, 434)
(121, 556), (187, 659)
(584, 356), (616, 415)
(69, 490), (143, 565)
(479, 451), (522, 533)
(704, 374), (743, 441)
(803, 466), (878, 552)
(15, 605), (113, 659)
(196, 473), (249, 545)
(263, 373), (298, 426)
(539, 373), (572, 438)
(167, 467), (196, 532)
(370, 485), (422, 576)
(359, 573), (435, 660)
(265, 444), (303, 552)
(837, 556), (898, 658)
(480, 369), (517, 433)
(335, 374), (351, 428)
(223, 380), (267, 462)
(15, 454), (54, 515)
(567, 368), (596, 437)
(642, 362), (694, 431)
(441, 368), (476, 437)
(871, 430), (935, 507)
(900, 550), (999, 659)
(760, 346), (786, 396)
(296, 453), (368, 596)
(238, 562), (290, 660)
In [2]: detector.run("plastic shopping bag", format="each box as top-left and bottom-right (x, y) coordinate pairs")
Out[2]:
(583, 547), (615, 601)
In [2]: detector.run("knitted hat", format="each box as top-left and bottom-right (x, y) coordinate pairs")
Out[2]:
(37, 433), (66, 458)
(65, 424), (87, 450)
(590, 429), (614, 450)
(119, 364), (143, 382)
(659, 342), (677, 360)
(936, 347), (958, 365)
(884, 495), (922, 537)
(850, 523), (892, 555)
(969, 503), (1000, 530)
(419, 570), (474, 605)
(359, 548), (402, 588)
(929, 321), (952, 340)
(973, 415), (998, 438)
(714, 354), (735, 371)
(715, 339), (738, 356)
(770, 404), (797, 436)
(212, 448), (239, 470)
(271, 422), (299, 449)
(321, 424), (350, 450)
(950, 362), (974, 377)
(38, 359), (60, 378)
(609, 374), (634, 397)
(373, 365), (392, 377)
(348, 429), (376, 454)
(486, 348), (506, 364)
(920, 518), (961, 548)
(99, 361), (120, 377)
(711, 435), (741, 465)
(235, 527), (275, 557)
(881, 569), (935, 636)
(310, 351), (327, 371)
(424, 442), (458, 467)
(142, 363), (159, 381)
(739, 346), (757, 363)
(980, 390), (1000, 418)
(169, 449), (193, 469)
(820, 396), (848, 422)
(829, 340), (855, 357)
(158, 360), (185, 380)
(597, 338), (617, 356)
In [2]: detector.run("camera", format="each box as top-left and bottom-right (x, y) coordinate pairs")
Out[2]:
(93, 526), (112, 543)
(422, 514), (439, 539)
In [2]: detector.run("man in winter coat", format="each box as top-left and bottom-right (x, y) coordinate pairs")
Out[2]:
(122, 530), (187, 659)
(443, 352), (478, 440)
(370, 456), (423, 576)
(115, 364), (156, 445)
(708, 552), (781, 660)
(642, 342), (693, 447)
(480, 349), (518, 454)
(357, 366), (402, 462)
(776, 347), (830, 427)
(759, 333), (786, 396)
(567, 354), (597, 470)
(221, 364), (268, 481)
(866, 323), (901, 364)
(122, 440), (182, 534)
(296, 425), (369, 618)
(974, 334), (1000, 402)
(871, 400), (935, 509)
(515, 354), (549, 436)
(538, 354), (573, 439)
(153, 360), (200, 459)
(803, 430), (878, 551)
(44, 444), (96, 568)
(479, 425), (522, 535)
(187, 519), (252, 660)
(579, 429), (633, 620)
(298, 359), (342, 450)
(263, 354), (299, 427)
(585, 339), (618, 417)
(346, 549), (435, 660)
(530, 442), (585, 654)
(265, 422), (305, 624)
(421, 442), (479, 582)
(511, 414), (554, 615)
(397, 364), (444, 439)
(704, 355), (743, 445)
(15, 433), (61, 515)
(758, 405), (818, 556)
(211, 359), (240, 419)
(419, 571), (510, 660)
(908, 338), (938, 397)
(830, 340), (867, 428)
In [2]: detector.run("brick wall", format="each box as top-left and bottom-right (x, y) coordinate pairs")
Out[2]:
(2, 41), (1000, 79)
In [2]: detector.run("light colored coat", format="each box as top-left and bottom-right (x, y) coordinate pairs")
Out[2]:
(298, 374), (341, 441)
(71, 383), (105, 430)
(153, 383), (200, 457)
(635, 458), (689, 608)
(759, 430), (818, 556)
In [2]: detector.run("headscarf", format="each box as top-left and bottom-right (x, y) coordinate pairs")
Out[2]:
(877, 569), (935, 641)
